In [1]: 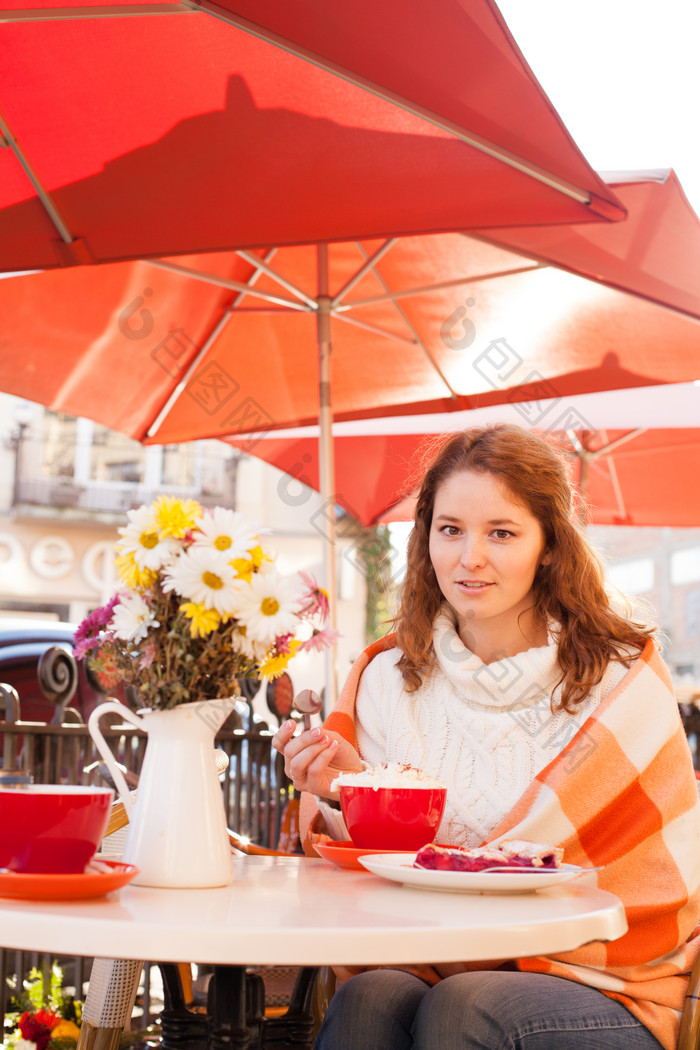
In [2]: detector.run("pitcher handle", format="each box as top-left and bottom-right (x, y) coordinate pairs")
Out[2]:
(88, 701), (143, 819)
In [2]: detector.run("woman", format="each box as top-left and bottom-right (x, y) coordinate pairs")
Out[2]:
(273, 424), (700, 1050)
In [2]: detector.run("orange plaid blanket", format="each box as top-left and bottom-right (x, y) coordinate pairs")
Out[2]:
(300, 636), (700, 1050)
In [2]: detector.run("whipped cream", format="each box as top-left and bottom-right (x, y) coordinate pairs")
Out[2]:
(331, 762), (446, 792)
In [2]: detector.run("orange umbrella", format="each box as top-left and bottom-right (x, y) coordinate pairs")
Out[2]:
(0, 171), (698, 695)
(0, 0), (623, 271)
(229, 383), (700, 528)
(0, 171), (696, 443)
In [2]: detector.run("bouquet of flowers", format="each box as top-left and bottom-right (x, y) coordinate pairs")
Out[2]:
(4, 965), (81, 1050)
(74, 497), (339, 709)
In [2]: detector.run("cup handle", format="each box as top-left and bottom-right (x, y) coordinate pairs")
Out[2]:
(88, 701), (143, 819)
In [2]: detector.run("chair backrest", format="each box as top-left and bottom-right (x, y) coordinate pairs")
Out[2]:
(0, 719), (292, 848)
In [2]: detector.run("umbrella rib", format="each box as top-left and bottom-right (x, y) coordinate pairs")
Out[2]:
(353, 241), (459, 398)
(146, 304), (235, 439)
(583, 429), (634, 523)
(229, 246), (278, 308)
(234, 249), (317, 309)
(183, 0), (623, 217)
(149, 259), (311, 311)
(0, 4), (191, 18)
(590, 429), (643, 523)
(585, 428), (647, 460)
(564, 430), (586, 456)
(565, 428), (647, 524)
(330, 240), (396, 307)
(340, 264), (545, 310)
(331, 311), (417, 346)
(602, 455), (628, 523)
(0, 110), (73, 243)
(220, 306), (304, 313)
(468, 232), (700, 327)
(227, 246), (312, 313)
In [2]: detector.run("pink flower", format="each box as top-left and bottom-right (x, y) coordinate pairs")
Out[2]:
(298, 572), (330, 621)
(139, 640), (158, 669)
(73, 596), (119, 660)
(298, 627), (341, 654)
(274, 633), (295, 656)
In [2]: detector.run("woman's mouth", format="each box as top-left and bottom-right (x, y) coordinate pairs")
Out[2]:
(458, 581), (493, 591)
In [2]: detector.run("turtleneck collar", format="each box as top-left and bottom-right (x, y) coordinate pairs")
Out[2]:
(432, 604), (560, 710)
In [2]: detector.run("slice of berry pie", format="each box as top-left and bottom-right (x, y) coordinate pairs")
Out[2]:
(414, 839), (564, 872)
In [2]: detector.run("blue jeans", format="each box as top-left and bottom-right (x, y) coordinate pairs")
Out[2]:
(315, 969), (665, 1049)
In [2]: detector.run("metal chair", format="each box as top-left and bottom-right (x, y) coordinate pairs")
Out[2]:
(678, 951), (700, 1050)
(677, 774), (700, 1049)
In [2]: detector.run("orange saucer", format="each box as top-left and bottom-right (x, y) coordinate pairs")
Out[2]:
(0, 860), (140, 900)
(315, 840), (447, 871)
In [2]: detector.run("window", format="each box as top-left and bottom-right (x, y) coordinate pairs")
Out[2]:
(35, 410), (235, 500)
(40, 411), (77, 478)
(89, 424), (145, 484)
(162, 443), (198, 490)
(671, 547), (700, 587)
(606, 558), (654, 595)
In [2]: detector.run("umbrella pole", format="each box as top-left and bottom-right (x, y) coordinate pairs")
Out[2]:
(567, 430), (590, 528)
(577, 451), (590, 527)
(317, 245), (338, 708)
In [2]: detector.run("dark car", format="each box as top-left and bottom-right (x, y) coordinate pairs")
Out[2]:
(0, 619), (106, 724)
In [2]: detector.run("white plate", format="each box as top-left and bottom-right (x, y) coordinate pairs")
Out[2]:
(358, 854), (592, 894)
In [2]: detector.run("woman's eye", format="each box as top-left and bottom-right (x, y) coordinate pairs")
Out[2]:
(440, 525), (460, 536)
(492, 529), (513, 540)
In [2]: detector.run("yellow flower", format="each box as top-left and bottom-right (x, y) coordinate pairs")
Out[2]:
(231, 545), (270, 580)
(152, 496), (202, 539)
(231, 556), (255, 582)
(249, 545), (268, 568)
(180, 602), (221, 637)
(51, 1020), (81, 1040)
(116, 552), (158, 590)
(260, 640), (301, 679)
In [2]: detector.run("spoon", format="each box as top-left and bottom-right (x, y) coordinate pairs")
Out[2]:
(293, 689), (323, 731)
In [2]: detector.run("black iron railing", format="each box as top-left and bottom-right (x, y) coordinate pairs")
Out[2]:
(0, 712), (292, 1033)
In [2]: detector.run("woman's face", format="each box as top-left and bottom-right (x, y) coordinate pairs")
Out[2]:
(428, 469), (548, 659)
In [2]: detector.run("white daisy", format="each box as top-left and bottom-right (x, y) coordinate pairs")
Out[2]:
(232, 629), (271, 663)
(231, 570), (303, 645)
(163, 547), (239, 615)
(112, 592), (159, 644)
(117, 504), (180, 571)
(192, 508), (261, 562)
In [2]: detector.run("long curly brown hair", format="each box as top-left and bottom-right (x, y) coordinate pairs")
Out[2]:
(395, 424), (655, 710)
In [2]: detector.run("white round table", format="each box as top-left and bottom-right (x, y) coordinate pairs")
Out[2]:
(0, 854), (627, 966)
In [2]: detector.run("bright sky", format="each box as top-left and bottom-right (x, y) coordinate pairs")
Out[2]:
(496, 0), (700, 218)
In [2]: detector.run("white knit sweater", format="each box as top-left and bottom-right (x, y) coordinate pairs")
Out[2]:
(351, 608), (629, 848)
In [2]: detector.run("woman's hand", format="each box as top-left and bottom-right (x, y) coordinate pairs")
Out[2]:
(271, 720), (363, 799)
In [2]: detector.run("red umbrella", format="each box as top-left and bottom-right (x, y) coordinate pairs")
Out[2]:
(227, 383), (700, 529)
(0, 171), (695, 443)
(0, 170), (697, 694)
(0, 0), (623, 272)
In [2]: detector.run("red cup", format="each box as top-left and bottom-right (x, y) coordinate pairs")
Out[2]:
(339, 784), (446, 851)
(0, 785), (114, 874)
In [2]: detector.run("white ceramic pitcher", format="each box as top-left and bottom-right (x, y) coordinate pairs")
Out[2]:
(88, 697), (236, 888)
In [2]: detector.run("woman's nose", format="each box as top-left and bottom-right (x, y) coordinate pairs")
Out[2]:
(459, 537), (487, 569)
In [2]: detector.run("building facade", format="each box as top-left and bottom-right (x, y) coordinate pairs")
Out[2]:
(2, 394), (699, 694)
(0, 394), (369, 704)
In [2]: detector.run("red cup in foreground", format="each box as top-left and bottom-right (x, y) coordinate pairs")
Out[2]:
(340, 784), (447, 851)
(0, 785), (114, 874)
